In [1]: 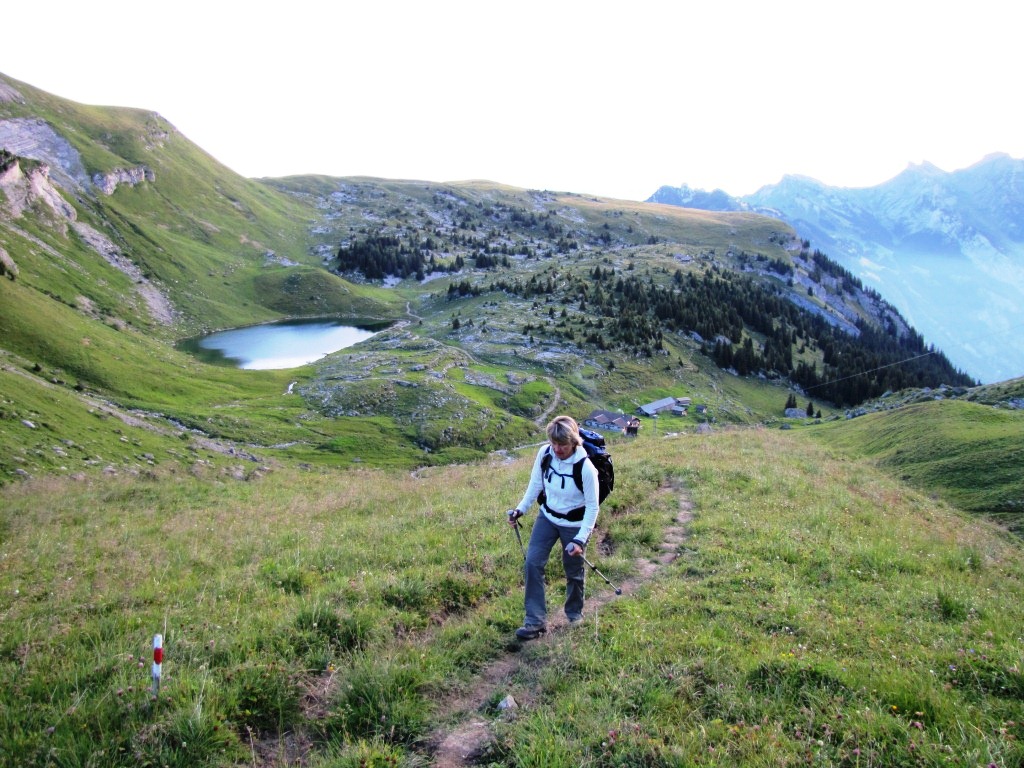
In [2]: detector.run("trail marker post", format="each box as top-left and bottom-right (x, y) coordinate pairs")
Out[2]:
(152, 634), (163, 697)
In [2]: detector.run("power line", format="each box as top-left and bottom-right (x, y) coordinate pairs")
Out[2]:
(802, 350), (940, 394)
(802, 317), (1024, 394)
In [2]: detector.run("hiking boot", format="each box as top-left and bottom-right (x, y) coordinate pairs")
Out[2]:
(567, 615), (584, 626)
(515, 624), (547, 640)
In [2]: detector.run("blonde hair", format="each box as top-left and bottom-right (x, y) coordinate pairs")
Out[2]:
(546, 415), (582, 447)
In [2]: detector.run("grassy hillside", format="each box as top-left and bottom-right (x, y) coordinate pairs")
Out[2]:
(1, 75), (417, 479)
(1, 429), (1021, 767)
(0, 73), (404, 332)
(809, 398), (1024, 534)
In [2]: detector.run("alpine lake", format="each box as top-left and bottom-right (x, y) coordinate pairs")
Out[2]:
(178, 317), (387, 370)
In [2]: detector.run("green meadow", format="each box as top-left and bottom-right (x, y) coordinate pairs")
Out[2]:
(811, 399), (1024, 535)
(2, 427), (1021, 767)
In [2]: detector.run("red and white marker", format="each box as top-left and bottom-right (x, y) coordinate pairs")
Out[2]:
(152, 634), (163, 695)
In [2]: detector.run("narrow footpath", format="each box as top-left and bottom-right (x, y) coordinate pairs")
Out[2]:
(426, 481), (694, 766)
(253, 481), (693, 767)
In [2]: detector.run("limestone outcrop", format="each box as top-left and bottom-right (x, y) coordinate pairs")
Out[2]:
(0, 246), (17, 279)
(0, 149), (174, 324)
(93, 165), (155, 195)
(0, 157), (76, 221)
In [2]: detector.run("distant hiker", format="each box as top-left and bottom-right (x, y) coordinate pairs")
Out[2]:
(507, 415), (599, 640)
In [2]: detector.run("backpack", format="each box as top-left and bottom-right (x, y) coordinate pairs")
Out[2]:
(539, 427), (614, 505)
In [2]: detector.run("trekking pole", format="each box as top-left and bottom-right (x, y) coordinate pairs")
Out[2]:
(507, 510), (525, 560)
(581, 554), (622, 595)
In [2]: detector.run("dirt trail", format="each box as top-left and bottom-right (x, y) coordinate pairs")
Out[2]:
(425, 481), (693, 766)
(534, 377), (562, 425)
(253, 482), (693, 767)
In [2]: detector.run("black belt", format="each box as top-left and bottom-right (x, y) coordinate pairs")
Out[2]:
(544, 504), (585, 522)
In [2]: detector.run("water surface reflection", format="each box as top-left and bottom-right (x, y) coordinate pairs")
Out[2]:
(180, 318), (381, 369)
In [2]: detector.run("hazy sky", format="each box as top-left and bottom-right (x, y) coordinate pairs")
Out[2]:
(3, 0), (1021, 201)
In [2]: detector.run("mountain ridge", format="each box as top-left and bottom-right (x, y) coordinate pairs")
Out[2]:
(0, 70), (981, 483)
(649, 154), (1024, 383)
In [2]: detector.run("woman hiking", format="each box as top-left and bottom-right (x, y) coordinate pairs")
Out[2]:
(507, 415), (599, 640)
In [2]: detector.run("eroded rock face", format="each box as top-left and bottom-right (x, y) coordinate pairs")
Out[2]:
(0, 247), (18, 279)
(0, 132), (174, 324)
(93, 165), (155, 195)
(0, 158), (76, 221)
(0, 117), (154, 195)
(0, 117), (90, 190)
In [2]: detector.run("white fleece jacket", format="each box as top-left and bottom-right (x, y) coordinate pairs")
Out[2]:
(516, 444), (599, 546)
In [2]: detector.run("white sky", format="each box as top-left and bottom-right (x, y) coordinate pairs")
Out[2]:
(3, 0), (1022, 201)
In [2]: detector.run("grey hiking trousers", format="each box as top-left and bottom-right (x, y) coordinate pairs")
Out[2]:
(523, 512), (585, 627)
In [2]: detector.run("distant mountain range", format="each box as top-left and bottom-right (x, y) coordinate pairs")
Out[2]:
(648, 154), (1024, 384)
